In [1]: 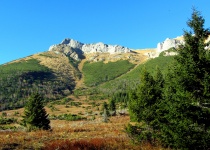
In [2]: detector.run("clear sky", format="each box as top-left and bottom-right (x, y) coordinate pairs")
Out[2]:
(0, 0), (209, 64)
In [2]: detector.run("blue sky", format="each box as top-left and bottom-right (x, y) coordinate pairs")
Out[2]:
(0, 0), (209, 64)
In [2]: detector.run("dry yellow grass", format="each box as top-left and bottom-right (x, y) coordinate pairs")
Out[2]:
(0, 49), (170, 149)
(75, 59), (87, 89)
(0, 116), (165, 149)
(0, 95), (167, 149)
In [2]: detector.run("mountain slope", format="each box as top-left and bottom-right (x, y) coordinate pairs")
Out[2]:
(0, 52), (78, 110)
(97, 55), (175, 94)
(0, 38), (167, 110)
(82, 60), (136, 86)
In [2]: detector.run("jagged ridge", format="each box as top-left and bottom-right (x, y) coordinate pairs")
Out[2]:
(48, 38), (131, 61)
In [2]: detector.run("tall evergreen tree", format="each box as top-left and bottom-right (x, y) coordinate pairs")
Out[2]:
(127, 67), (164, 143)
(157, 9), (210, 149)
(129, 67), (164, 124)
(22, 93), (51, 131)
(129, 67), (156, 123)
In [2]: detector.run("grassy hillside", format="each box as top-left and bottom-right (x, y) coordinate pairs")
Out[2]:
(0, 53), (78, 110)
(98, 56), (175, 94)
(82, 60), (135, 86)
(121, 55), (175, 78)
(0, 52), (174, 149)
(0, 50), (174, 110)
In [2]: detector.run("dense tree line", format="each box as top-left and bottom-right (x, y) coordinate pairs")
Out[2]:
(127, 9), (210, 149)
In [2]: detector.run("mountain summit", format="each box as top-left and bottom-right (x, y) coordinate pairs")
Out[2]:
(48, 38), (131, 61)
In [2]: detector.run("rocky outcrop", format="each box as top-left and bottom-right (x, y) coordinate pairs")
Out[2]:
(157, 35), (210, 54)
(61, 39), (83, 49)
(48, 38), (131, 61)
(206, 36), (210, 49)
(82, 42), (130, 54)
(49, 44), (80, 60)
(157, 37), (184, 53)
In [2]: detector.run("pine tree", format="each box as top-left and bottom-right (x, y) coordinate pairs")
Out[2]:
(101, 102), (110, 122)
(157, 9), (210, 149)
(129, 67), (163, 124)
(127, 67), (164, 143)
(109, 99), (116, 111)
(22, 93), (51, 131)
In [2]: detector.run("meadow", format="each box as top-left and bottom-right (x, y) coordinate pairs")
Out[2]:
(0, 95), (166, 150)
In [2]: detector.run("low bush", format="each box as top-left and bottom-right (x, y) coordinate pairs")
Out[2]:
(0, 117), (17, 125)
(50, 113), (86, 121)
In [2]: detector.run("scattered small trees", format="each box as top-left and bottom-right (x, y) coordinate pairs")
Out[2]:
(22, 93), (51, 131)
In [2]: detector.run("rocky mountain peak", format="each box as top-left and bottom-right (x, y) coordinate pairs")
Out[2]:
(61, 38), (84, 49)
(156, 35), (210, 54)
(157, 36), (184, 53)
(48, 38), (131, 61)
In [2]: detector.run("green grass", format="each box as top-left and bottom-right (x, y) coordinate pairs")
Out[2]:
(82, 60), (135, 86)
(0, 59), (51, 79)
(50, 113), (86, 121)
(122, 55), (175, 79)
(98, 56), (175, 94)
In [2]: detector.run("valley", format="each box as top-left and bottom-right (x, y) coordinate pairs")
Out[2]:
(0, 45), (166, 149)
(0, 94), (160, 149)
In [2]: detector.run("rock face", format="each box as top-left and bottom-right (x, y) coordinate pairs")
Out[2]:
(49, 44), (81, 60)
(61, 39), (83, 49)
(157, 37), (184, 53)
(49, 38), (131, 61)
(82, 42), (130, 54)
(157, 35), (210, 54)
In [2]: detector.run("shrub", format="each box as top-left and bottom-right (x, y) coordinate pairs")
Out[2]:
(50, 113), (86, 121)
(0, 117), (17, 125)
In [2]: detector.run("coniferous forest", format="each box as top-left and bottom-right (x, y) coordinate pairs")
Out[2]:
(127, 9), (210, 149)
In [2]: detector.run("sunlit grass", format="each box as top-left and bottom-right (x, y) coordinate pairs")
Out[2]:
(0, 95), (169, 149)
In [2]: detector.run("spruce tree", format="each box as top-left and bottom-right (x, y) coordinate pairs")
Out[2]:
(22, 93), (51, 131)
(157, 9), (210, 149)
(108, 99), (116, 111)
(129, 67), (163, 123)
(129, 67), (156, 123)
(128, 67), (164, 143)
(109, 98), (116, 116)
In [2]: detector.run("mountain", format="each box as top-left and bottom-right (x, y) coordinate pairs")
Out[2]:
(0, 38), (153, 110)
(3, 34), (207, 110)
(48, 38), (131, 61)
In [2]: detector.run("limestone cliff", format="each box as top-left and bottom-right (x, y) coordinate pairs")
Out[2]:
(156, 35), (210, 54)
(157, 36), (184, 53)
(49, 38), (131, 61)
